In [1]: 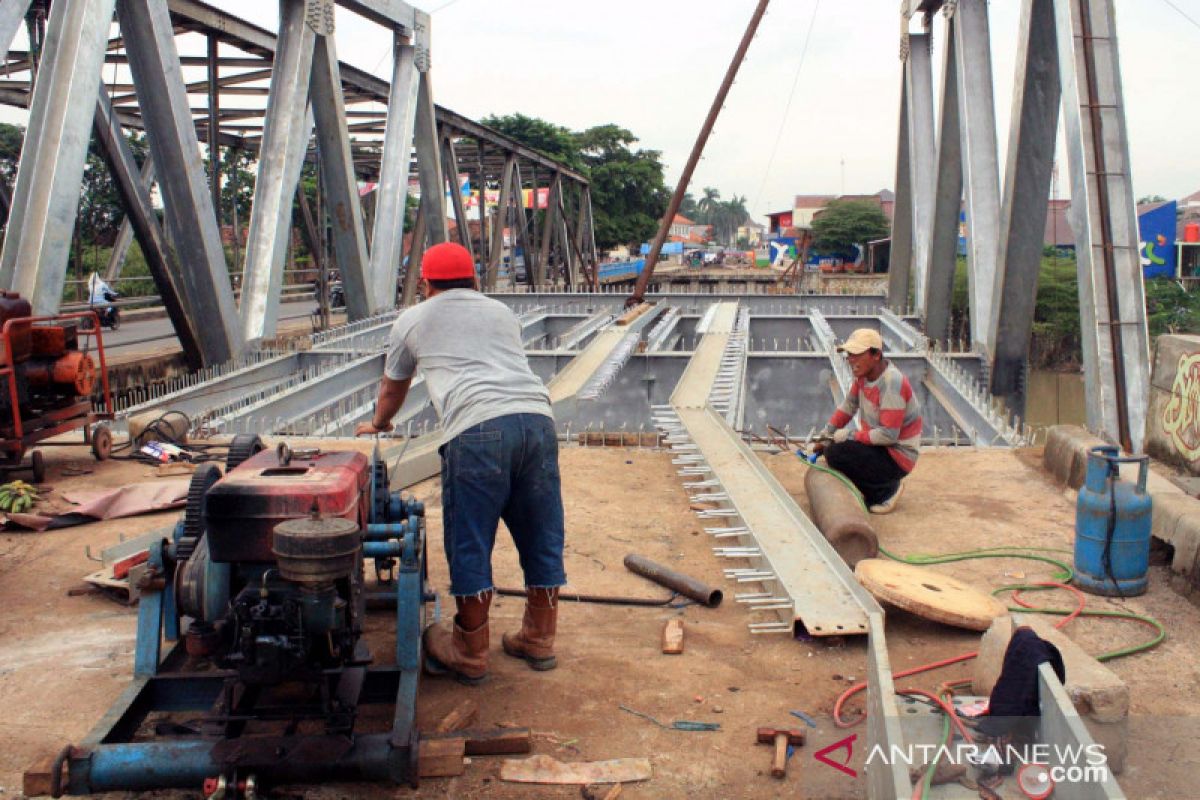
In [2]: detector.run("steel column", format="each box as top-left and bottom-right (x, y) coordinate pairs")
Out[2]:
(992, 0), (1060, 411)
(954, 0), (1003, 355)
(368, 31), (417, 311)
(905, 32), (935, 314)
(922, 16), (962, 344)
(413, 68), (447, 246)
(539, 172), (561, 288)
(887, 75), (914, 311)
(104, 156), (157, 281)
(206, 34), (221, 214)
(487, 155), (516, 291)
(309, 32), (371, 321)
(0, 0), (33, 54)
(239, 0), (316, 342)
(1055, 0), (1149, 452)
(441, 134), (473, 260)
(117, 0), (243, 361)
(400, 203), (425, 306)
(0, 0), (116, 309)
(512, 160), (536, 287)
(93, 91), (205, 368)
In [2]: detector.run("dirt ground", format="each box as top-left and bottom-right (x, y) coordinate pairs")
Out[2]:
(1, 442), (1198, 799)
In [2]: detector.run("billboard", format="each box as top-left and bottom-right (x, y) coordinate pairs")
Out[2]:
(1139, 201), (1177, 279)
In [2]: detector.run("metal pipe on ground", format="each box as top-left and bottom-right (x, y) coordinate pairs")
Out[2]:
(803, 468), (878, 568)
(623, 554), (723, 607)
(494, 586), (675, 607)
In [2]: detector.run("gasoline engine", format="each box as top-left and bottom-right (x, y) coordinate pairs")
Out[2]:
(0, 292), (114, 476)
(55, 436), (430, 797)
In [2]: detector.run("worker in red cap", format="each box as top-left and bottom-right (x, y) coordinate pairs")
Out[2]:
(811, 327), (922, 514)
(356, 242), (565, 684)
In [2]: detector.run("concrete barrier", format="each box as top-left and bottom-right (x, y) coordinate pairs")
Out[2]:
(974, 614), (1128, 774)
(1043, 424), (1108, 489)
(1146, 333), (1200, 474)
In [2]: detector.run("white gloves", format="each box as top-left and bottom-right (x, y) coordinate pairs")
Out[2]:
(832, 427), (852, 444)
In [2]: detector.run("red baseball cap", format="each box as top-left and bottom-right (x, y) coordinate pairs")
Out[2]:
(421, 242), (475, 281)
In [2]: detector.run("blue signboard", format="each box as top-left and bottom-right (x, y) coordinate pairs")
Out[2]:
(1139, 201), (1177, 279)
(639, 242), (684, 256)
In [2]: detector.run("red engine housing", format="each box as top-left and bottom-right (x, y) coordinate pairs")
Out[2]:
(205, 449), (370, 563)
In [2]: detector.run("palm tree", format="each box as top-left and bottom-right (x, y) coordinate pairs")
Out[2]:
(696, 187), (721, 226)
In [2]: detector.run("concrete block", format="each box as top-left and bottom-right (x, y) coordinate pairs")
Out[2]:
(1146, 334), (1200, 474)
(973, 614), (1128, 773)
(1043, 425), (1108, 489)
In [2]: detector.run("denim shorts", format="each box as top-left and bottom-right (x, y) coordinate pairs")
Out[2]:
(439, 413), (566, 596)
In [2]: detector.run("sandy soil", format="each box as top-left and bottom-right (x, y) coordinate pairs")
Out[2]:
(0, 442), (1197, 799)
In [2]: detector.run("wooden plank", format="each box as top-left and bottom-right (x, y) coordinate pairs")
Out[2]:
(433, 699), (479, 733)
(425, 727), (532, 756)
(500, 755), (651, 785)
(23, 752), (59, 798)
(661, 618), (685, 654)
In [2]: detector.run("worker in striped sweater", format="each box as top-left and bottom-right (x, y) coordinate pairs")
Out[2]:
(812, 328), (922, 514)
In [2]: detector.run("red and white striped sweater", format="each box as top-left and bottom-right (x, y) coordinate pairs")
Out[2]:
(821, 361), (922, 472)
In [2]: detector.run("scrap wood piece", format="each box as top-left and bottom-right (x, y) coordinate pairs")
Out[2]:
(616, 302), (653, 326)
(661, 618), (684, 654)
(418, 737), (466, 778)
(500, 755), (651, 785)
(854, 559), (1008, 632)
(433, 698), (479, 733)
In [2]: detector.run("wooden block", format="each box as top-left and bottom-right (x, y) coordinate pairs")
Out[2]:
(418, 737), (466, 778)
(434, 698), (479, 733)
(661, 618), (685, 654)
(425, 727), (532, 756)
(602, 784), (624, 800)
(24, 752), (59, 798)
(616, 302), (653, 326)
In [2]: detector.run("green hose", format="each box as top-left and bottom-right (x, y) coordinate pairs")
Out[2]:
(798, 453), (1168, 798)
(797, 451), (1164, 659)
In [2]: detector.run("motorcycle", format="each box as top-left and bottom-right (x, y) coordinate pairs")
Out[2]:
(88, 289), (121, 331)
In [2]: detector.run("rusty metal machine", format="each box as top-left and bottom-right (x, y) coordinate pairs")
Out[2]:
(0, 293), (114, 480)
(52, 437), (429, 797)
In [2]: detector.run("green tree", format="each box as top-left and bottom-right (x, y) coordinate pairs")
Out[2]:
(219, 146), (257, 227)
(481, 113), (583, 172)
(811, 200), (890, 253)
(573, 123), (669, 250)
(78, 131), (150, 244)
(1137, 194), (1167, 205)
(696, 186), (721, 225)
(0, 122), (23, 187)
(680, 192), (699, 220)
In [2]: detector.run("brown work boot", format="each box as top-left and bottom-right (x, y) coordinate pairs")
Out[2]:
(423, 594), (491, 685)
(502, 587), (559, 671)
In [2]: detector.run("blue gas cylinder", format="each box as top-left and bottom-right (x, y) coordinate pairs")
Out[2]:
(1074, 446), (1152, 596)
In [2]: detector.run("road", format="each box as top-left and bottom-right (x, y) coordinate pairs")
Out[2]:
(97, 299), (321, 354)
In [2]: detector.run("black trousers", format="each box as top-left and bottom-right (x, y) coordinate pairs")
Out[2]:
(823, 440), (908, 506)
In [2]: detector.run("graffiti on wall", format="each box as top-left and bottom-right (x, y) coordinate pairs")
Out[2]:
(1161, 352), (1200, 460)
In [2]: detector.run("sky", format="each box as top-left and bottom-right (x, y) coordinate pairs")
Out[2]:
(8, 0), (1199, 223)
(277, 0), (1200, 221)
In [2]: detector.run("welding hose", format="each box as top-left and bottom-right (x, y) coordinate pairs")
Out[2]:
(796, 450), (1167, 729)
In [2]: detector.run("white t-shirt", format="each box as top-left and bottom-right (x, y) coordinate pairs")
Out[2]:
(384, 289), (552, 443)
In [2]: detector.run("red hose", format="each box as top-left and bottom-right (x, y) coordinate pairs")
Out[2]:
(833, 583), (1086, 728)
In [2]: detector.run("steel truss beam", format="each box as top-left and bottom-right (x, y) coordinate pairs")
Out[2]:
(117, 0), (244, 362)
(1054, 0), (1149, 453)
(992, 0), (1060, 412)
(93, 91), (204, 369)
(922, 14), (962, 344)
(905, 32), (935, 315)
(953, 0), (1003, 356)
(0, 0), (117, 310)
